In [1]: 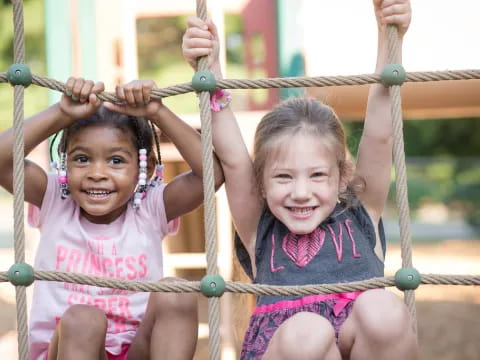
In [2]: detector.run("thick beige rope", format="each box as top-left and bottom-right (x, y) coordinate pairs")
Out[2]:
(386, 25), (418, 332)
(195, 1), (221, 359)
(1, 271), (478, 295)
(4, 1), (480, 358)
(1, 69), (480, 99)
(11, 1), (29, 359)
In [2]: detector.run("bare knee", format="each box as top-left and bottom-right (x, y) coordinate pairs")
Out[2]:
(267, 312), (338, 360)
(59, 304), (107, 340)
(351, 290), (414, 342)
(149, 277), (198, 320)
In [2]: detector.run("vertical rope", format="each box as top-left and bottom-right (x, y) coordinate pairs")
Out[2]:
(195, 1), (222, 359)
(12, 0), (30, 359)
(386, 25), (417, 333)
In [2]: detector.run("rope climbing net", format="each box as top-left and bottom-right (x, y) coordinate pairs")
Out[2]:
(1, 0), (479, 359)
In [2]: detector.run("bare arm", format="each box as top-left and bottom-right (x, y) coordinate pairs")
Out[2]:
(183, 17), (264, 258)
(103, 80), (224, 222)
(0, 105), (61, 207)
(355, 0), (411, 223)
(0, 78), (104, 207)
(151, 105), (224, 222)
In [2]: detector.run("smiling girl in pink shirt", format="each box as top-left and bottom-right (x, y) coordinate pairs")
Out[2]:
(0, 78), (223, 360)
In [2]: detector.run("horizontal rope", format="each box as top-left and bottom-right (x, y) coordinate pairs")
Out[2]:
(0, 271), (478, 296)
(1, 69), (479, 101)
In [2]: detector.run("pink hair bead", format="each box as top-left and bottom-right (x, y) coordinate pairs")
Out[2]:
(139, 155), (147, 161)
(59, 176), (67, 184)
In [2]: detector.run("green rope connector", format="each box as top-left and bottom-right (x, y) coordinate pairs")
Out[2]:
(200, 274), (226, 297)
(380, 64), (406, 86)
(191, 70), (217, 92)
(8, 263), (35, 286)
(7, 64), (32, 87)
(395, 267), (421, 291)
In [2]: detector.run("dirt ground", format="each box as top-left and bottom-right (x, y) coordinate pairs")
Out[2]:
(1, 240), (479, 359)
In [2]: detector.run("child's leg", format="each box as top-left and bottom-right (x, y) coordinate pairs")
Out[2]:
(127, 277), (198, 360)
(263, 312), (342, 360)
(47, 304), (108, 360)
(338, 289), (418, 360)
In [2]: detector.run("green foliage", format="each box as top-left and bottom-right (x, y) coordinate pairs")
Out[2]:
(0, 0), (48, 131)
(225, 13), (244, 65)
(344, 118), (480, 231)
(136, 16), (189, 76)
(136, 14), (246, 115)
(403, 117), (480, 156)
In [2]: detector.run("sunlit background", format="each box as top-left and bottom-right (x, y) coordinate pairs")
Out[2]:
(0, 1), (479, 359)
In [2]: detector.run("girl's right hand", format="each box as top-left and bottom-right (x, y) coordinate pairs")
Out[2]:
(103, 79), (164, 120)
(373, 0), (411, 37)
(182, 17), (220, 75)
(59, 77), (104, 123)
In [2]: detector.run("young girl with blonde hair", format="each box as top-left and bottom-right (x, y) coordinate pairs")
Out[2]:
(183, 0), (418, 358)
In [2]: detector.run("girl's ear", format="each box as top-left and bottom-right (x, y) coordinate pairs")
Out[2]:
(146, 155), (156, 180)
(260, 184), (266, 199)
(338, 160), (355, 195)
(338, 171), (351, 196)
(339, 178), (348, 194)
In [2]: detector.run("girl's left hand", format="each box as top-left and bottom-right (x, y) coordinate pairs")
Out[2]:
(103, 79), (163, 119)
(182, 17), (221, 73)
(373, 0), (411, 37)
(60, 77), (104, 123)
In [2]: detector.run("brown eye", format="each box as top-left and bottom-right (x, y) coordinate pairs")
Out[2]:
(109, 156), (124, 165)
(73, 155), (88, 164)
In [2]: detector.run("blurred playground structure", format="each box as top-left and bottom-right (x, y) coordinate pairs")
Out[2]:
(0, 0), (479, 359)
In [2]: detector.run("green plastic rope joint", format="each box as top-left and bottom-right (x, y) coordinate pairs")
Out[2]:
(394, 267), (421, 291)
(380, 64), (406, 86)
(7, 64), (33, 87)
(200, 274), (226, 297)
(191, 71), (217, 92)
(8, 263), (35, 286)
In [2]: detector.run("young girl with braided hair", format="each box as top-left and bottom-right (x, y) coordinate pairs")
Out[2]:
(0, 78), (223, 360)
(183, 0), (418, 358)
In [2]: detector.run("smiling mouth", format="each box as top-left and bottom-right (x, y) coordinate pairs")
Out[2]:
(83, 190), (113, 199)
(286, 206), (317, 216)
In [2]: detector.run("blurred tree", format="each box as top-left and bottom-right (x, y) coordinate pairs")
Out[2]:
(0, 0), (47, 131)
(345, 117), (480, 231)
(136, 13), (245, 114)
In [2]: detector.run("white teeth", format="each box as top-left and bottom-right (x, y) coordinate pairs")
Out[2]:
(290, 207), (313, 214)
(87, 190), (110, 196)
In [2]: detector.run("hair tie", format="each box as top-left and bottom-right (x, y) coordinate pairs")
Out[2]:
(210, 89), (232, 112)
